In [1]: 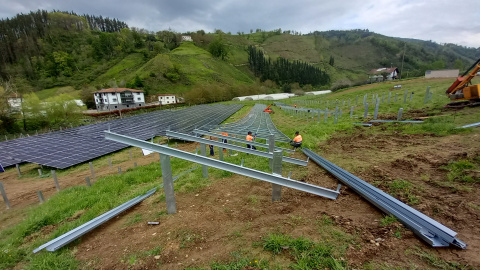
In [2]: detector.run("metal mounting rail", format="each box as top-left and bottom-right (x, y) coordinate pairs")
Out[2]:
(302, 148), (466, 249)
(193, 129), (294, 153)
(166, 130), (307, 166)
(459, 122), (480, 128)
(369, 120), (424, 124)
(33, 188), (156, 253)
(105, 131), (339, 200)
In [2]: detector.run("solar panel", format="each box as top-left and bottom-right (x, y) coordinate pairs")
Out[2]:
(0, 104), (242, 169)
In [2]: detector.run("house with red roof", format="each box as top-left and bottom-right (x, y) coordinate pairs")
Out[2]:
(94, 88), (145, 111)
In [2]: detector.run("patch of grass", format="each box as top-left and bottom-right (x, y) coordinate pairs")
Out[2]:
(262, 233), (346, 269)
(210, 257), (269, 270)
(247, 195), (258, 204)
(442, 159), (479, 183)
(25, 250), (78, 270)
(389, 179), (419, 205)
(124, 213), (143, 227)
(410, 247), (469, 270)
(379, 215), (398, 226)
(178, 229), (201, 248)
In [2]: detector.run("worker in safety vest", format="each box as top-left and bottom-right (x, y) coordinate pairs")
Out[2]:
(290, 131), (302, 150)
(246, 131), (256, 150)
(221, 132), (228, 152)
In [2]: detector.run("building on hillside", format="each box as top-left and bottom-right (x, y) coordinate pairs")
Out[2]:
(369, 67), (400, 82)
(7, 93), (22, 112)
(94, 88), (145, 111)
(425, 69), (459, 78)
(181, 35), (193, 42)
(157, 94), (179, 105)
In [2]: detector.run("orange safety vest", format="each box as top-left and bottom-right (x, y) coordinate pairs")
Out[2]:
(221, 132), (228, 136)
(246, 134), (254, 141)
(293, 134), (302, 142)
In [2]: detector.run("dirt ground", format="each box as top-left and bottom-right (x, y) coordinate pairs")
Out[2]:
(2, 126), (480, 269)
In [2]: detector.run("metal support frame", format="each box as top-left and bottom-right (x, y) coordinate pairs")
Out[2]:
(193, 129), (294, 153)
(105, 131), (339, 199)
(167, 131), (307, 166)
(369, 120), (423, 124)
(459, 122), (480, 128)
(160, 154), (176, 214)
(302, 148), (466, 249)
(33, 188), (157, 253)
(200, 143), (208, 178)
(271, 150), (282, 201)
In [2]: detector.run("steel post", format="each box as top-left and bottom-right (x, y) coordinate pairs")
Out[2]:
(218, 138), (224, 161)
(200, 143), (208, 178)
(364, 103), (369, 118)
(85, 176), (91, 187)
(397, 108), (404, 121)
(37, 190), (44, 204)
(89, 162), (95, 180)
(0, 182), (11, 209)
(16, 164), (21, 177)
(160, 153), (177, 214)
(268, 134), (275, 170)
(51, 170), (60, 191)
(272, 150), (283, 201)
(374, 98), (380, 120)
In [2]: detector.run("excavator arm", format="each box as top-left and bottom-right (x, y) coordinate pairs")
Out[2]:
(446, 58), (480, 96)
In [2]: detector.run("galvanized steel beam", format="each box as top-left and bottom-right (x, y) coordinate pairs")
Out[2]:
(193, 129), (294, 153)
(302, 148), (466, 249)
(166, 131), (307, 166)
(33, 188), (157, 253)
(105, 131), (339, 199)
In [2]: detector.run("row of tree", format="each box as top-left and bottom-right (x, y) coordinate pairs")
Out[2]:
(247, 46), (330, 88)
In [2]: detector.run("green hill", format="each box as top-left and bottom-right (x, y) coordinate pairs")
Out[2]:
(1, 11), (479, 106)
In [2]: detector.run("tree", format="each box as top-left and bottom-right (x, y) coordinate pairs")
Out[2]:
(454, 59), (464, 72)
(45, 94), (83, 128)
(329, 55), (335, 66)
(208, 38), (229, 60)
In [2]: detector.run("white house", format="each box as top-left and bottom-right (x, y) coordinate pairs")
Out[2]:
(7, 93), (22, 111)
(158, 94), (178, 105)
(181, 35), (193, 42)
(94, 88), (145, 111)
(369, 67), (400, 82)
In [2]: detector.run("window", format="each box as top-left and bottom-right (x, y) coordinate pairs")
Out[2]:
(127, 105), (129, 107)
(139, 104), (142, 106)
(112, 98), (117, 102)
(137, 97), (141, 101)
(104, 99), (107, 102)
(114, 106), (117, 108)
(160, 97), (163, 99)
(166, 97), (169, 99)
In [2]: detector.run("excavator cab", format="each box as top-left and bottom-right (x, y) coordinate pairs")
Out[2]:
(445, 57), (480, 107)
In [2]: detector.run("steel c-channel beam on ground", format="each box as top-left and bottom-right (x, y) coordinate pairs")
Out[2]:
(302, 148), (466, 249)
(166, 130), (307, 166)
(33, 188), (157, 253)
(105, 131), (339, 199)
(193, 129), (294, 153)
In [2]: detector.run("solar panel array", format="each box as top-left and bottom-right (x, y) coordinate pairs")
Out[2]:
(0, 104), (243, 169)
(209, 104), (291, 142)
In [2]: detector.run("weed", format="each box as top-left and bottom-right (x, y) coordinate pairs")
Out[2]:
(420, 174), (430, 181)
(410, 247), (469, 270)
(394, 227), (403, 239)
(262, 233), (346, 269)
(25, 250), (78, 270)
(124, 213), (143, 227)
(442, 160), (479, 183)
(380, 215), (398, 226)
(247, 195), (258, 204)
(178, 230), (200, 248)
(389, 179), (419, 205)
(467, 203), (480, 211)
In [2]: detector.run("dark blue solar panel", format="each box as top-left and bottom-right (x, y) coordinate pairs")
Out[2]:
(0, 104), (242, 169)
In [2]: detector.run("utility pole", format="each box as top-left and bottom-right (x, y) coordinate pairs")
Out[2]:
(400, 42), (406, 79)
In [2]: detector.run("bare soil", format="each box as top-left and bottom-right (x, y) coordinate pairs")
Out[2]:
(2, 127), (480, 269)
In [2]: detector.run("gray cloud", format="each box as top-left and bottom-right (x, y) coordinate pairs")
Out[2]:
(0, 0), (479, 47)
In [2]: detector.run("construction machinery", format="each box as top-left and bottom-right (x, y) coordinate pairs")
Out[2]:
(445, 57), (480, 108)
(263, 104), (274, 113)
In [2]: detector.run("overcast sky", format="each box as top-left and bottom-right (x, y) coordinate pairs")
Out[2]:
(1, 0), (479, 48)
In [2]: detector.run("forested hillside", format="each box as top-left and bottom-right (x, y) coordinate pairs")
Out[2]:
(0, 11), (479, 110)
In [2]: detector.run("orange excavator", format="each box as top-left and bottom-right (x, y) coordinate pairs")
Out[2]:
(263, 104), (274, 113)
(445, 57), (480, 108)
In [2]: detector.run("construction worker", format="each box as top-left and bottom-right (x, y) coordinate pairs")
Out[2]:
(290, 131), (302, 150)
(246, 131), (256, 150)
(221, 132), (228, 152)
(209, 136), (215, 156)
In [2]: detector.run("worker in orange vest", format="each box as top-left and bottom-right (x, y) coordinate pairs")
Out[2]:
(290, 131), (302, 150)
(221, 132), (228, 152)
(246, 131), (256, 150)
